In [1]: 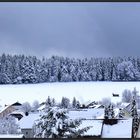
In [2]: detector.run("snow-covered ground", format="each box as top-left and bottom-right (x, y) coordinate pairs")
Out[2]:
(0, 134), (24, 138)
(0, 81), (139, 106)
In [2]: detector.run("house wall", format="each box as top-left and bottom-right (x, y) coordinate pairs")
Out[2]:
(21, 129), (33, 138)
(0, 106), (15, 118)
(13, 105), (22, 110)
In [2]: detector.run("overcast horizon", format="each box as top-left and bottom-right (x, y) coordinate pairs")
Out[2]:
(0, 2), (140, 59)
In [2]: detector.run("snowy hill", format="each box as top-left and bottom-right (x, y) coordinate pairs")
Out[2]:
(0, 81), (139, 106)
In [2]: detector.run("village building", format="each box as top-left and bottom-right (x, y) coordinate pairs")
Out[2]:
(10, 110), (24, 120)
(19, 112), (40, 138)
(0, 102), (23, 118)
(119, 102), (131, 117)
(101, 118), (133, 138)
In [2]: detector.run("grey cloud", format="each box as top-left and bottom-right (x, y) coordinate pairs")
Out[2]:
(0, 2), (140, 58)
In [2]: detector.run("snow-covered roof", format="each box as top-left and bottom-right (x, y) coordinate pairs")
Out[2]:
(0, 102), (22, 114)
(78, 120), (103, 136)
(12, 102), (22, 106)
(0, 105), (11, 113)
(120, 103), (130, 108)
(69, 108), (104, 120)
(10, 110), (24, 116)
(102, 118), (132, 138)
(114, 108), (120, 117)
(0, 134), (24, 138)
(89, 104), (104, 109)
(19, 113), (40, 129)
(37, 104), (46, 111)
(85, 101), (97, 106)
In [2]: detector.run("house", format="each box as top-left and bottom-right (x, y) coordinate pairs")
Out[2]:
(11, 102), (22, 110)
(89, 104), (104, 109)
(76, 117), (133, 138)
(0, 105), (15, 118)
(69, 108), (133, 138)
(37, 104), (46, 112)
(10, 110), (24, 120)
(101, 118), (133, 138)
(120, 103), (131, 117)
(82, 101), (104, 109)
(85, 101), (97, 108)
(0, 102), (22, 118)
(19, 113), (40, 138)
(112, 93), (119, 97)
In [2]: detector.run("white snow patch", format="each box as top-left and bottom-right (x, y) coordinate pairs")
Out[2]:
(0, 134), (24, 138)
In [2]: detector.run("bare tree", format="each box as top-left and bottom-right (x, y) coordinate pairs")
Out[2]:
(101, 97), (111, 107)
(22, 102), (31, 114)
(122, 89), (132, 103)
(32, 100), (40, 111)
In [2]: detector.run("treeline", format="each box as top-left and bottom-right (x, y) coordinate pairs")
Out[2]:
(0, 54), (140, 84)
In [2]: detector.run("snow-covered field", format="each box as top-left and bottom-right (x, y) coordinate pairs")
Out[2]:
(0, 81), (139, 106)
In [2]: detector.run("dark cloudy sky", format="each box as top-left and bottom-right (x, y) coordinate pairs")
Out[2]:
(0, 2), (140, 58)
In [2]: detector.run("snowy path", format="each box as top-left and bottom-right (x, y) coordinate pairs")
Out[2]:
(136, 124), (140, 138)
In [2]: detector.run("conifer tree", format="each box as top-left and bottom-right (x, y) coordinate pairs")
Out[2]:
(72, 97), (77, 109)
(131, 96), (139, 135)
(34, 107), (92, 138)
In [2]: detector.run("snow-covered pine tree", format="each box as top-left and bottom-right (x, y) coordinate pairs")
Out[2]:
(132, 87), (139, 99)
(118, 108), (124, 119)
(33, 107), (92, 138)
(76, 101), (80, 109)
(61, 97), (70, 109)
(52, 98), (56, 107)
(110, 105), (115, 119)
(108, 104), (112, 119)
(45, 96), (52, 107)
(104, 106), (109, 119)
(131, 96), (137, 117)
(131, 96), (139, 135)
(20, 57), (37, 83)
(1, 54), (140, 84)
(72, 97), (77, 109)
(104, 104), (115, 119)
(117, 61), (136, 81)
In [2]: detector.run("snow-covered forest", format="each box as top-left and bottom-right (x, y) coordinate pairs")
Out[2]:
(1, 54), (140, 84)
